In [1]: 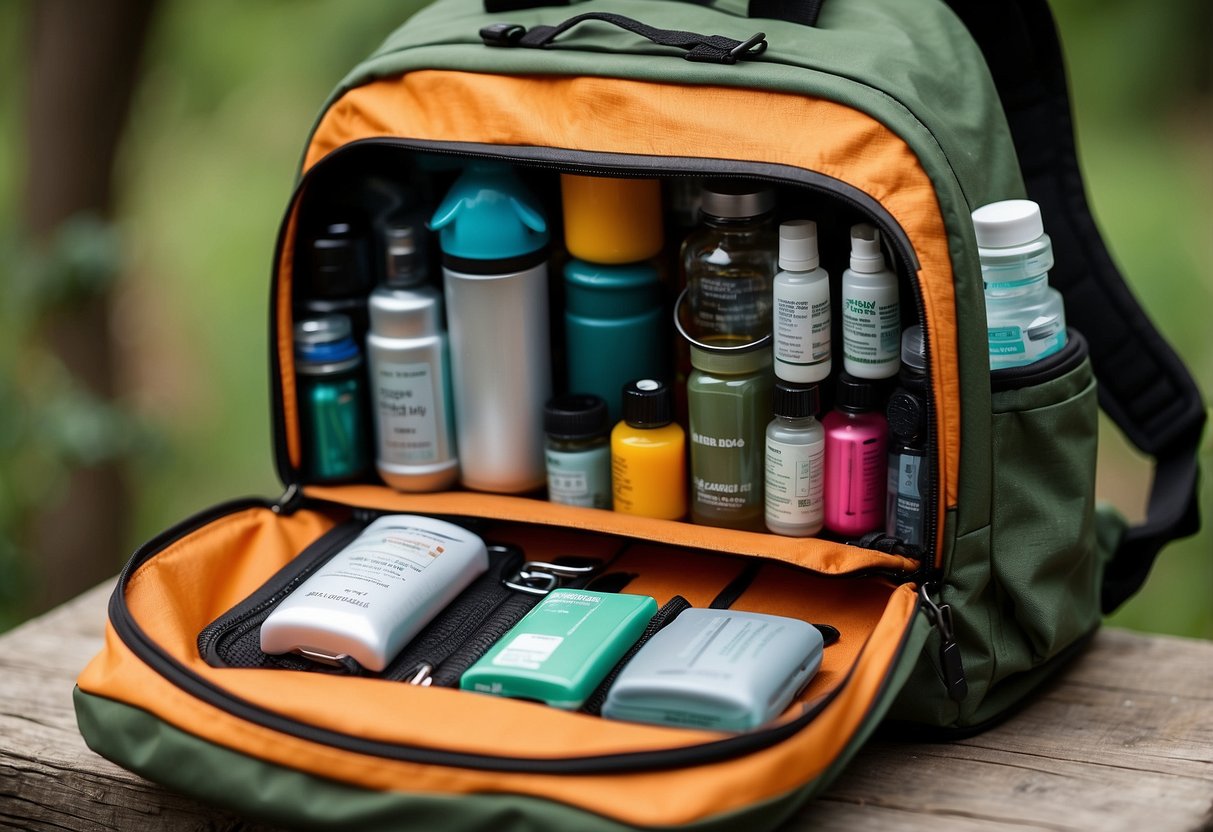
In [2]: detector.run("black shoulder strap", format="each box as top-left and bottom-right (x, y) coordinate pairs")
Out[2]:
(945, 1), (1205, 613)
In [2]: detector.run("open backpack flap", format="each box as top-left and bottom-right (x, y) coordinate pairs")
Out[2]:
(73, 0), (1204, 830)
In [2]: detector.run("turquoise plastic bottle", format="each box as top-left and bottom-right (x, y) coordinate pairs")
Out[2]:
(564, 259), (665, 423)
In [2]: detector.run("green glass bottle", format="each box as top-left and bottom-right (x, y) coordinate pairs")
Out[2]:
(687, 343), (774, 531)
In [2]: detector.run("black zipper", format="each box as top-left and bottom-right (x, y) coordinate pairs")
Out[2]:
(270, 138), (943, 570)
(195, 518), (368, 666)
(107, 497), (927, 774)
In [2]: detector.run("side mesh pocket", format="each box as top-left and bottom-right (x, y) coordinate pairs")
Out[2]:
(989, 330), (1101, 667)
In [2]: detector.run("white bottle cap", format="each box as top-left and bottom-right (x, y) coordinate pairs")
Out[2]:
(848, 223), (885, 273)
(971, 199), (1045, 249)
(779, 219), (819, 271)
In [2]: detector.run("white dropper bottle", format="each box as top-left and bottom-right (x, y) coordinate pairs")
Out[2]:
(773, 219), (831, 383)
(841, 223), (901, 379)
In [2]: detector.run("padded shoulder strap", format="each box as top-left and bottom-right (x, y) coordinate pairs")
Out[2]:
(945, 0), (1205, 613)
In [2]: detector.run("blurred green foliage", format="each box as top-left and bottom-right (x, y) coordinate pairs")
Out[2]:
(0, 1), (1208, 636)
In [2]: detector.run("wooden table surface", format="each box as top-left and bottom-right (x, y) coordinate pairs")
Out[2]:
(2, 580), (1211, 831)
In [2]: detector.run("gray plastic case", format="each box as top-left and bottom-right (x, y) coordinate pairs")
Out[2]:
(602, 607), (824, 732)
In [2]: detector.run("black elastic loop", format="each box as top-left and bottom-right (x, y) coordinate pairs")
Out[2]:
(945, 0), (1206, 612)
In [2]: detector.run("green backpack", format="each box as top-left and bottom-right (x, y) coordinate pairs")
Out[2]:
(74, 1), (1204, 829)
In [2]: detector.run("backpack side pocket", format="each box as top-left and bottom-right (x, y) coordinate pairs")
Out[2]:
(988, 330), (1100, 668)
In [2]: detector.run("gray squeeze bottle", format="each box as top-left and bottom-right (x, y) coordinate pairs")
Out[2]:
(366, 220), (458, 492)
(430, 162), (551, 493)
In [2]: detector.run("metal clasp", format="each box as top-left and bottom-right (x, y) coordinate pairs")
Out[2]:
(504, 560), (598, 595)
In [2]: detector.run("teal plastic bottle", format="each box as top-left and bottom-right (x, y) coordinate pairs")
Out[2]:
(294, 314), (370, 482)
(564, 259), (665, 423)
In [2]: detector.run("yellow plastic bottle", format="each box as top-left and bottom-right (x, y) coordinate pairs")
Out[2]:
(611, 379), (687, 520)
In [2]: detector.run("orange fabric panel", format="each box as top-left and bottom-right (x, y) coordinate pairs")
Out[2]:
(277, 208), (302, 469)
(294, 71), (960, 554)
(306, 484), (920, 575)
(77, 506), (919, 826)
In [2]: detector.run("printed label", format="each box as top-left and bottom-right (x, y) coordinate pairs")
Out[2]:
(774, 282), (830, 367)
(493, 633), (564, 669)
(765, 437), (824, 528)
(694, 273), (769, 336)
(545, 446), (612, 509)
(893, 451), (927, 546)
(842, 292), (900, 365)
(310, 524), (450, 605)
(375, 361), (439, 464)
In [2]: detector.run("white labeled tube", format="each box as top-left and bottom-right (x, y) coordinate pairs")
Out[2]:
(260, 515), (488, 671)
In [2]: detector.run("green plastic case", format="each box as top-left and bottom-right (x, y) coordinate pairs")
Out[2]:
(460, 589), (657, 709)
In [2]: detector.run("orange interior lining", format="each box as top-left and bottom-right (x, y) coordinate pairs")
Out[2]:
(306, 484), (920, 575)
(78, 505), (918, 827)
(281, 70), (960, 563)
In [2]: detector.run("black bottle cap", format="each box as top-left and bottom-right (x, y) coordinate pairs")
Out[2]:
(887, 390), (927, 442)
(834, 372), (881, 414)
(621, 379), (673, 428)
(544, 394), (610, 440)
(308, 220), (373, 298)
(772, 382), (820, 419)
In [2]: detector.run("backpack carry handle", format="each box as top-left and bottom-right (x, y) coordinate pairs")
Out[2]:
(480, 13), (768, 63)
(484, 0), (826, 28)
(946, 0), (1206, 614)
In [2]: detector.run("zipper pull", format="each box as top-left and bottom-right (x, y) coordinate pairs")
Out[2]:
(272, 482), (303, 515)
(919, 583), (968, 702)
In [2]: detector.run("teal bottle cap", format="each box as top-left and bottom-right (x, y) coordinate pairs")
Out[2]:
(564, 259), (662, 317)
(429, 161), (549, 264)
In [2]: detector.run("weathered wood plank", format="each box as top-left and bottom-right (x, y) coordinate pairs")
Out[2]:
(1, 580), (1211, 832)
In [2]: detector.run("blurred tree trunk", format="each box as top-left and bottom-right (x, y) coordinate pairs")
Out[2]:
(25, 0), (156, 611)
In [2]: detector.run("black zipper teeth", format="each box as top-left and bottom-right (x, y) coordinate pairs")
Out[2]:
(108, 498), (925, 774)
(271, 137), (940, 563)
(196, 519), (366, 661)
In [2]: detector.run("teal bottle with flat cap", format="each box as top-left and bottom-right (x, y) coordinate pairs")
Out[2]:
(294, 314), (370, 482)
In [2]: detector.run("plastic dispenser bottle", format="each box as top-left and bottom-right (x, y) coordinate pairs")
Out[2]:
(611, 379), (687, 520)
(765, 382), (825, 537)
(544, 394), (613, 510)
(773, 220), (831, 383)
(821, 373), (887, 537)
(687, 343), (774, 531)
(560, 175), (666, 423)
(366, 222), (458, 492)
(682, 181), (777, 344)
(294, 314), (370, 483)
(972, 199), (1067, 369)
(886, 326), (930, 547)
(841, 223), (901, 379)
(430, 162), (551, 493)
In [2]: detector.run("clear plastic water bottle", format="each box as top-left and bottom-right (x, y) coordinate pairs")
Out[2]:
(972, 199), (1067, 370)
